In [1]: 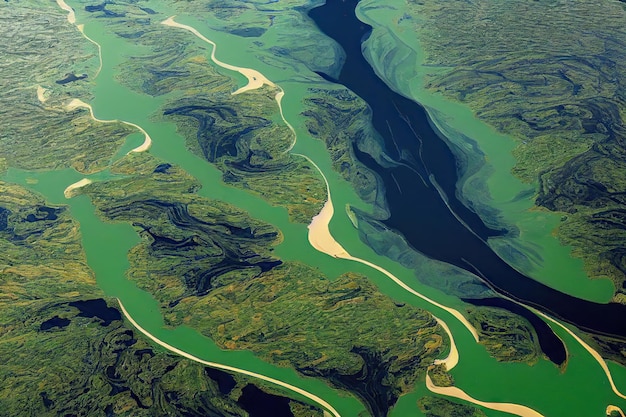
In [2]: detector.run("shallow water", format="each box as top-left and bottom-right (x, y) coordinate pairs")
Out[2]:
(6, 0), (626, 416)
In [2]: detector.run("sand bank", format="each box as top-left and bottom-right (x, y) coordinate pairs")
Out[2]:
(275, 89), (297, 152)
(76, 24), (103, 78)
(116, 299), (341, 417)
(607, 405), (626, 417)
(66, 99), (151, 153)
(161, 18), (297, 151)
(64, 178), (92, 198)
(124, 122), (152, 153)
(56, 1), (102, 78)
(433, 316), (459, 370)
(426, 375), (544, 417)
(532, 308), (626, 400)
(36, 86), (48, 103)
(56, 0), (75, 24)
(301, 153), (480, 341)
(426, 309), (545, 417)
(161, 17), (274, 95)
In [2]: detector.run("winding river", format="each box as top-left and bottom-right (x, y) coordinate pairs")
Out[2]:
(7, 1), (626, 416)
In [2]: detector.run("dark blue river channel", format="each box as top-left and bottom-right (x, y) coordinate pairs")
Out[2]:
(307, 0), (626, 361)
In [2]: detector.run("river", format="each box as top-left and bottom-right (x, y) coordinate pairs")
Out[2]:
(308, 0), (626, 341)
(6, 0), (626, 416)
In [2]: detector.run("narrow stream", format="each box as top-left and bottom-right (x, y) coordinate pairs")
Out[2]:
(7, 1), (626, 416)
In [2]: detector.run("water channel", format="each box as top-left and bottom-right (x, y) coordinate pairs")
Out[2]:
(6, 1), (626, 416)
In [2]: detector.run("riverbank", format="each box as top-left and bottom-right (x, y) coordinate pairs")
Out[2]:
(6, 0), (626, 416)
(355, 0), (615, 303)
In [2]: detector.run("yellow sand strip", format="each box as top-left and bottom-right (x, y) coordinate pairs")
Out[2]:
(275, 89), (297, 152)
(55, 1), (103, 78)
(36, 85), (48, 103)
(66, 98), (151, 153)
(531, 308), (626, 400)
(425, 315), (544, 416)
(64, 178), (92, 198)
(116, 300), (341, 417)
(433, 316), (459, 370)
(56, 0), (75, 24)
(76, 24), (103, 78)
(607, 405), (626, 417)
(426, 375), (544, 417)
(300, 153), (479, 342)
(161, 17), (296, 151)
(161, 17), (274, 95)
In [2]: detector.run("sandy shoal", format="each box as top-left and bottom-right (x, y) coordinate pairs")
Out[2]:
(116, 299), (341, 417)
(426, 375), (544, 417)
(56, 0), (75, 24)
(64, 178), (92, 198)
(161, 17), (274, 95)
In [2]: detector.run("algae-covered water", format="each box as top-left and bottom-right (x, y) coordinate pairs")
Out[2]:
(5, 0), (626, 416)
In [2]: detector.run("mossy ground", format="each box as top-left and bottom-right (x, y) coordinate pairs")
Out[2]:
(0, 180), (320, 416)
(81, 153), (448, 417)
(400, 0), (626, 296)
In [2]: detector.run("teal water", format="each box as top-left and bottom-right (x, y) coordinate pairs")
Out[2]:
(5, 1), (626, 416)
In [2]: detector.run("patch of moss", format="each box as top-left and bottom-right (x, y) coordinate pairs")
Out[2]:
(418, 396), (487, 417)
(466, 306), (541, 364)
(0, 180), (321, 416)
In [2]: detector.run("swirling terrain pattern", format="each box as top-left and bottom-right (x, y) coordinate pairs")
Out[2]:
(0, 181), (318, 416)
(83, 153), (447, 417)
(404, 0), (626, 297)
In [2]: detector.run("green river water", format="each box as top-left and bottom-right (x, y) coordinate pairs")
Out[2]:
(356, 0), (616, 304)
(5, 1), (626, 415)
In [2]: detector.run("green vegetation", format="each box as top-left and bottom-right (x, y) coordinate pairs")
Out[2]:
(163, 85), (327, 223)
(0, 1), (133, 173)
(80, 1), (328, 223)
(303, 87), (386, 211)
(417, 396), (487, 417)
(427, 364), (453, 388)
(466, 306), (541, 364)
(79, 153), (448, 417)
(0, 180), (320, 416)
(399, 0), (626, 296)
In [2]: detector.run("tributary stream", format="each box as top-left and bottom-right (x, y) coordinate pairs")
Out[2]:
(5, 1), (626, 416)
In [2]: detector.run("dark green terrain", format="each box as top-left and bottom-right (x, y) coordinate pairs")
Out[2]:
(0, 181), (320, 417)
(402, 0), (626, 298)
(418, 396), (487, 417)
(79, 153), (447, 417)
(0, 1), (133, 174)
(87, 1), (329, 223)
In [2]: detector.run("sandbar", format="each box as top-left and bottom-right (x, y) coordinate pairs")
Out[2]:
(125, 122), (152, 153)
(607, 405), (626, 417)
(76, 24), (103, 78)
(56, 0), (75, 24)
(275, 89), (297, 152)
(66, 98), (151, 153)
(301, 153), (480, 342)
(426, 375), (544, 417)
(433, 316), (459, 370)
(532, 308), (626, 400)
(116, 299), (341, 417)
(64, 178), (92, 198)
(36, 85), (47, 103)
(161, 17), (297, 151)
(161, 17), (275, 95)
